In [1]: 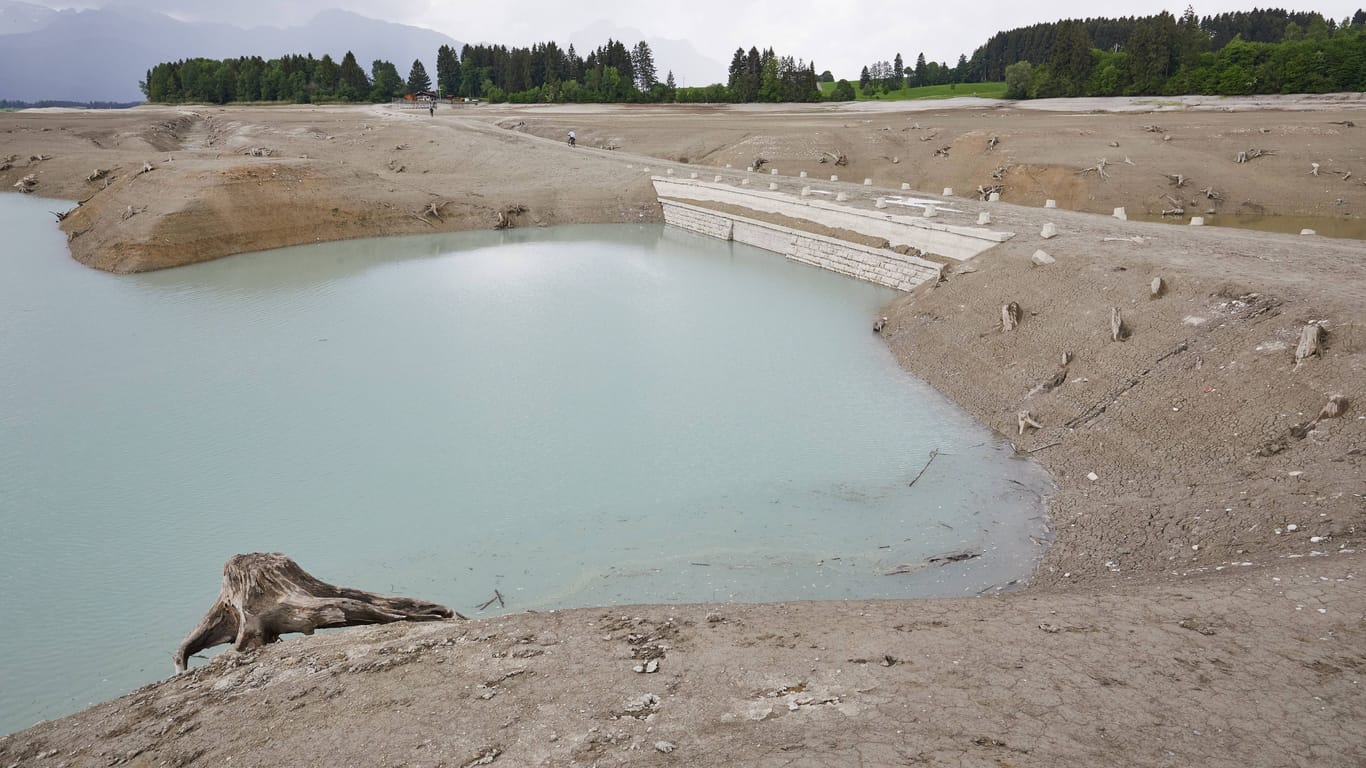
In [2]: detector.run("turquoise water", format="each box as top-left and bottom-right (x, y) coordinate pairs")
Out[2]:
(0, 194), (1049, 734)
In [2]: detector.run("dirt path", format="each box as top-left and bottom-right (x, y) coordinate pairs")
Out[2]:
(0, 99), (1362, 766)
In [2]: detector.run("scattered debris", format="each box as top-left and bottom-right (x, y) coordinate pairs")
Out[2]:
(932, 146), (951, 158)
(977, 183), (1004, 200)
(986, 135), (999, 152)
(655, 742), (677, 754)
(86, 168), (110, 182)
(477, 589), (506, 612)
(120, 204), (147, 221)
(873, 316), (888, 334)
(1310, 162), (1321, 177)
(1017, 411), (1043, 435)
(462, 747), (502, 767)
(243, 147), (274, 157)
(1164, 173), (1188, 187)
(818, 151), (848, 166)
(1141, 124), (1165, 133)
(13, 173), (37, 192)
(752, 157), (768, 171)
(494, 204), (528, 230)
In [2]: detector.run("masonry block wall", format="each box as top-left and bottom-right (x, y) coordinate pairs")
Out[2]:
(661, 200), (941, 292)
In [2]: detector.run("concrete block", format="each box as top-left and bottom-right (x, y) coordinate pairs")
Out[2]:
(977, 211), (992, 225)
(901, 182), (911, 190)
(1300, 228), (1317, 236)
(746, 166), (754, 172)
(1041, 222), (1058, 239)
(714, 175), (723, 183)
(864, 178), (873, 186)
(725, 164), (732, 168)
(875, 199), (888, 209)
(771, 169), (779, 175)
(943, 187), (953, 196)
(1031, 249), (1056, 266)
(741, 178), (751, 186)
(1190, 217), (1205, 226)
(666, 168), (675, 175)
(836, 192), (850, 202)
(768, 182), (779, 191)
(800, 171), (808, 178)
(1045, 199), (1057, 209)
(1113, 207), (1127, 220)
(690, 172), (698, 179)
(830, 175), (839, 182)
(989, 192), (1001, 202)
(801, 186), (812, 197)
(923, 205), (937, 218)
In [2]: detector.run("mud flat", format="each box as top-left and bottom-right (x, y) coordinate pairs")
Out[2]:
(1, 98), (1363, 766)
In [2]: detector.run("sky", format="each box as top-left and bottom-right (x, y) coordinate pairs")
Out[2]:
(31, 1), (1366, 81)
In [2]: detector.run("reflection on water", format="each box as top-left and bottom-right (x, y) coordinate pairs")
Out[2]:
(0, 195), (1049, 734)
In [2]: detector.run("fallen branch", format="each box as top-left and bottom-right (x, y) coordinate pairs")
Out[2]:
(819, 151), (848, 166)
(1235, 148), (1274, 164)
(477, 589), (506, 611)
(1017, 411), (1043, 436)
(986, 135), (999, 152)
(173, 553), (458, 674)
(932, 146), (951, 158)
(1164, 173), (1187, 187)
(908, 449), (940, 488)
(1110, 307), (1130, 342)
(1077, 158), (1110, 179)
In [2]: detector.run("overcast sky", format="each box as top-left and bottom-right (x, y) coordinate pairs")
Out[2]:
(34, 1), (1366, 79)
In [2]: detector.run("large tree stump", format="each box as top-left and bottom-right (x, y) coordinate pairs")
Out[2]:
(1295, 323), (1324, 368)
(174, 553), (460, 673)
(1001, 302), (1021, 332)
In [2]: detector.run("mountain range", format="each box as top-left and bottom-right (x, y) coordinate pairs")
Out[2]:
(0, 2), (727, 103)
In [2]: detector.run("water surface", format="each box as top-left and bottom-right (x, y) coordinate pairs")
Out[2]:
(0, 195), (1049, 734)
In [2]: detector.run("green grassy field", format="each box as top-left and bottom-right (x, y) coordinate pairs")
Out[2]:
(819, 81), (1007, 101)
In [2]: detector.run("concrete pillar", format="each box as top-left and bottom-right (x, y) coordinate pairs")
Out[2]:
(746, 166), (754, 172)
(923, 205), (937, 218)
(836, 192), (850, 202)
(714, 175), (723, 183)
(666, 169), (674, 175)
(875, 199), (888, 209)
(1300, 228), (1317, 236)
(989, 192), (1001, 202)
(978, 211), (992, 225)
(864, 178), (873, 186)
(801, 186), (812, 197)
(1190, 217), (1205, 226)
(1041, 222), (1058, 239)
(830, 175), (839, 182)
(768, 182), (779, 191)
(799, 171), (808, 178)
(1113, 207), (1127, 220)
(943, 187), (953, 196)
(771, 169), (779, 175)
(901, 182), (911, 191)
(690, 172), (698, 179)
(1045, 199), (1057, 209)
(741, 178), (750, 186)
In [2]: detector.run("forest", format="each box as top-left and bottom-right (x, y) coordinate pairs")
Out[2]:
(140, 7), (1366, 104)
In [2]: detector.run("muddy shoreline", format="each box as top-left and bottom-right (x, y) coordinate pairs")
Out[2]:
(1, 99), (1363, 766)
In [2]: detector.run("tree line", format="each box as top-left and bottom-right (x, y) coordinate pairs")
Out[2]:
(849, 6), (1366, 99)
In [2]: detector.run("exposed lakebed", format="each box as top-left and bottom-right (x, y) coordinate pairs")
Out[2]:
(0, 194), (1049, 734)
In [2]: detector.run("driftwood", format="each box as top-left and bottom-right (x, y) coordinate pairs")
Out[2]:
(86, 168), (110, 182)
(1235, 148), (1274, 164)
(908, 449), (940, 488)
(1001, 302), (1021, 332)
(494, 204), (528, 230)
(986, 135), (999, 152)
(174, 552), (458, 673)
(1164, 173), (1188, 187)
(1110, 307), (1129, 342)
(1141, 124), (1165, 133)
(818, 151), (848, 166)
(1200, 186), (1222, 200)
(932, 146), (951, 158)
(977, 183), (1003, 200)
(1077, 159), (1110, 179)
(1295, 323), (1324, 368)
(990, 166), (1008, 180)
(1017, 411), (1043, 435)
(14, 174), (37, 193)
(1310, 162), (1321, 177)
(752, 157), (768, 172)
(873, 315), (888, 333)
(120, 204), (147, 221)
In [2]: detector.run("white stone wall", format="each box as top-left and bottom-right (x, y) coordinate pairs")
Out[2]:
(662, 200), (941, 292)
(653, 177), (1013, 262)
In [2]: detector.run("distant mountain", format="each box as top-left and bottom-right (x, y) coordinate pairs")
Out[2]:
(568, 21), (726, 88)
(0, 5), (461, 102)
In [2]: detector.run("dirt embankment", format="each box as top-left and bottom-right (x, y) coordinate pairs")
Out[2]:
(0, 100), (1363, 767)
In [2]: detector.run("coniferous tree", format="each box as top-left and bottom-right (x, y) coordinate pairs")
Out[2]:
(632, 41), (658, 90)
(371, 59), (403, 101)
(406, 59), (432, 93)
(893, 52), (905, 88)
(436, 45), (460, 97)
(338, 51), (370, 101)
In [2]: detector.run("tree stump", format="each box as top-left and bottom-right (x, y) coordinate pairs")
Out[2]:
(174, 553), (460, 673)
(1110, 307), (1129, 341)
(1001, 302), (1021, 332)
(1295, 323), (1324, 368)
(1151, 277), (1166, 299)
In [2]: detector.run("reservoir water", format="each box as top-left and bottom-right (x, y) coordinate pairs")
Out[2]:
(0, 194), (1049, 735)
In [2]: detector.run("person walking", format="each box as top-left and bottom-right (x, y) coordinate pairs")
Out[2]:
(429, 101), (435, 117)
